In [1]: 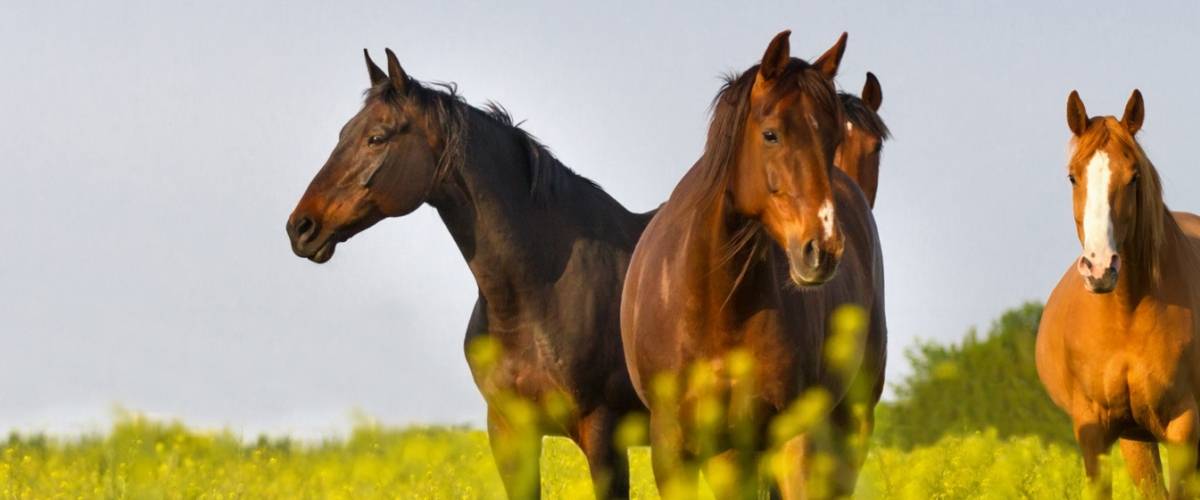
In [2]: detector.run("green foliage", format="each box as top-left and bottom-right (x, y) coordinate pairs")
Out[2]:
(873, 302), (1074, 449)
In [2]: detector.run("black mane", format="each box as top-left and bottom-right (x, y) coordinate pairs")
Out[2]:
(367, 79), (599, 201)
(839, 92), (891, 139)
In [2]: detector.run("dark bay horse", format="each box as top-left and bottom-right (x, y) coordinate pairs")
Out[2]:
(620, 31), (886, 498)
(286, 49), (652, 498)
(1037, 90), (1200, 499)
(836, 72), (890, 208)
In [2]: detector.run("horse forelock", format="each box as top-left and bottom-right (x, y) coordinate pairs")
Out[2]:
(364, 79), (468, 187)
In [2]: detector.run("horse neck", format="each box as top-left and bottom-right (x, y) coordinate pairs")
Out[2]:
(427, 109), (628, 317)
(428, 111), (543, 271)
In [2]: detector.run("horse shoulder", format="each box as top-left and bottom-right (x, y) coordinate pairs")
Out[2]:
(1036, 266), (1086, 408)
(620, 205), (690, 381)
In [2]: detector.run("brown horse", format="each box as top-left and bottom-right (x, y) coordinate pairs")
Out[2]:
(620, 31), (886, 498)
(1037, 89), (1200, 499)
(835, 72), (890, 208)
(286, 50), (652, 498)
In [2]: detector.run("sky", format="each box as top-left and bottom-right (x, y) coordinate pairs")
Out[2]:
(2, 1), (1198, 436)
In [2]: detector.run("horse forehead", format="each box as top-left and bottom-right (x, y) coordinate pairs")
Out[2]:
(842, 127), (876, 147)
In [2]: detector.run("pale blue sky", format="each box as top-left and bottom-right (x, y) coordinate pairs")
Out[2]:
(2, 1), (1198, 435)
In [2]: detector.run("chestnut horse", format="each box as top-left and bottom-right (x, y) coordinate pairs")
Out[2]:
(286, 50), (652, 499)
(836, 72), (890, 208)
(1037, 89), (1200, 499)
(621, 31), (886, 498)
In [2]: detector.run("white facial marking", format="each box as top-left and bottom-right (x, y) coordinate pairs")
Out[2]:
(807, 114), (820, 130)
(819, 200), (835, 239)
(1082, 151), (1116, 258)
(845, 121), (854, 132)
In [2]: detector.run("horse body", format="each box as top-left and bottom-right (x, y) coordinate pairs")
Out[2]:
(625, 167), (884, 411)
(445, 110), (652, 498)
(1039, 213), (1200, 496)
(1037, 90), (1200, 498)
(620, 32), (886, 498)
(287, 50), (650, 498)
(442, 105), (652, 407)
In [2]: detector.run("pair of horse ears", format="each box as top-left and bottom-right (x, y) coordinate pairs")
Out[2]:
(364, 48), (410, 94)
(758, 30), (848, 83)
(1067, 89), (1144, 136)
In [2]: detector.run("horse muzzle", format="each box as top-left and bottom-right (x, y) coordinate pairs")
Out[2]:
(286, 213), (338, 264)
(787, 236), (842, 287)
(1078, 253), (1120, 293)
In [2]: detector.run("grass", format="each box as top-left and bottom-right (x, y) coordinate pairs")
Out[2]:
(0, 415), (1150, 499)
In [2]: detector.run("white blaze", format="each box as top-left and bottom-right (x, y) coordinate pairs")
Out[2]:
(819, 200), (835, 239)
(1082, 151), (1116, 259)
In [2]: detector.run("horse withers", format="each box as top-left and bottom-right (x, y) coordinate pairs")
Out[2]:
(1037, 89), (1200, 498)
(620, 31), (886, 498)
(286, 50), (652, 499)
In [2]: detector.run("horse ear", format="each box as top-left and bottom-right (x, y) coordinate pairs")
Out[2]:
(364, 49), (387, 86)
(1122, 89), (1144, 135)
(862, 72), (882, 112)
(758, 30), (792, 82)
(384, 48), (410, 95)
(813, 32), (848, 79)
(1066, 90), (1089, 137)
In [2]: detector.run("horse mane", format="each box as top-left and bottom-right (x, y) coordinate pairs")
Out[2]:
(839, 92), (891, 140)
(367, 79), (597, 201)
(1071, 119), (1168, 288)
(682, 59), (842, 211)
(480, 101), (600, 199)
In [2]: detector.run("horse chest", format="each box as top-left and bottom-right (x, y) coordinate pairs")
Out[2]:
(1067, 326), (1191, 431)
(691, 311), (820, 407)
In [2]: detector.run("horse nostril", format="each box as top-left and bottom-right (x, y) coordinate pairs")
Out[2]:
(1078, 256), (1093, 272)
(803, 239), (822, 268)
(292, 215), (318, 242)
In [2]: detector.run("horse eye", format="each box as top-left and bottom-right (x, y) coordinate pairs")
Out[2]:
(1068, 174), (1076, 185)
(1131, 172), (1140, 185)
(762, 130), (779, 144)
(368, 135), (387, 146)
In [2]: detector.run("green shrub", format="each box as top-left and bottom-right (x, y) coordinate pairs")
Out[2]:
(874, 302), (1074, 449)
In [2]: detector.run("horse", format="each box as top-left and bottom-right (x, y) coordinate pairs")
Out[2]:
(1036, 89), (1200, 499)
(835, 72), (890, 208)
(620, 31), (886, 498)
(285, 49), (653, 499)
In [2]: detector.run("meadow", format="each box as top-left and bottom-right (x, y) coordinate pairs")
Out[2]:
(0, 304), (1150, 498)
(0, 416), (1143, 499)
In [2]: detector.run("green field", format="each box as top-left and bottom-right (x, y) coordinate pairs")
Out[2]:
(0, 415), (1146, 499)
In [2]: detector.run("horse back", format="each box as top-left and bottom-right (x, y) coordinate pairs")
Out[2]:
(1173, 211), (1200, 254)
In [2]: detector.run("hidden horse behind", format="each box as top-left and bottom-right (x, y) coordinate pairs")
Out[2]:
(286, 49), (652, 498)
